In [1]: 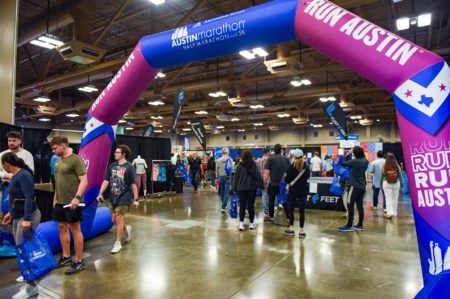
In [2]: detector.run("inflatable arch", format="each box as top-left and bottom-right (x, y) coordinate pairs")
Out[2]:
(37, 0), (450, 297)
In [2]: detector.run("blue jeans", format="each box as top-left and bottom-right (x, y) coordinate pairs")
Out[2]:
(372, 186), (386, 208)
(261, 190), (268, 214)
(219, 176), (231, 210)
(190, 169), (200, 191)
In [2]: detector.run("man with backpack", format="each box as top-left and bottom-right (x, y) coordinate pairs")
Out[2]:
(216, 147), (233, 214)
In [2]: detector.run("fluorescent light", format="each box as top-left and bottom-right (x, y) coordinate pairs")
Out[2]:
(301, 79), (312, 86)
(354, 120), (358, 123)
(250, 105), (265, 109)
(217, 126), (225, 129)
(208, 92), (220, 98)
(231, 118), (240, 122)
(238, 129), (246, 132)
(239, 50), (256, 59)
(254, 123), (263, 126)
(277, 113), (290, 118)
(78, 85), (98, 93)
(125, 127), (134, 130)
(313, 124), (323, 128)
(339, 101), (349, 108)
(151, 115), (163, 119)
(392, 0), (402, 3)
(38, 117), (51, 122)
(270, 61), (288, 68)
(66, 113), (79, 118)
(216, 91), (227, 97)
(182, 128), (191, 131)
(396, 17), (410, 30)
(156, 72), (166, 78)
(252, 47), (268, 57)
(30, 40), (55, 49)
(38, 35), (63, 46)
(327, 96), (337, 102)
(148, 100), (165, 106)
(377, 119), (380, 122)
(350, 115), (362, 119)
(319, 97), (328, 102)
(33, 96), (51, 103)
(154, 130), (163, 133)
(418, 13), (431, 27)
(290, 79), (302, 87)
(320, 96), (336, 102)
(149, 0), (165, 4)
(118, 119), (126, 123)
(195, 110), (208, 115)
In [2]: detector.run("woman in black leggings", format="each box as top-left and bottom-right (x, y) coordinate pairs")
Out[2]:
(284, 150), (310, 238)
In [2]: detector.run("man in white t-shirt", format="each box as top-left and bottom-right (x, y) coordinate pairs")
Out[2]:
(310, 152), (322, 177)
(0, 131), (34, 180)
(369, 151), (386, 210)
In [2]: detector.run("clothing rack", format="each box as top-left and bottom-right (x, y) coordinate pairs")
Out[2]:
(150, 160), (176, 198)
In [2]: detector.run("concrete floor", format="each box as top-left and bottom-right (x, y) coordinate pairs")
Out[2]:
(0, 186), (423, 299)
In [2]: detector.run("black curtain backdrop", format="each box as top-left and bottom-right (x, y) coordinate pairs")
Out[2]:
(23, 128), (52, 183)
(383, 142), (405, 170)
(112, 135), (171, 194)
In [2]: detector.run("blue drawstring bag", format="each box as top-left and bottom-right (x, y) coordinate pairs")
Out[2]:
(225, 158), (233, 176)
(185, 175), (191, 188)
(229, 193), (238, 219)
(403, 173), (409, 194)
(15, 229), (57, 281)
(0, 226), (15, 246)
(329, 176), (344, 197)
(334, 156), (350, 179)
(278, 182), (288, 205)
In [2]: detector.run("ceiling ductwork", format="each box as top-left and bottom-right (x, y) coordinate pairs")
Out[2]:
(56, 40), (107, 64)
(264, 42), (301, 76)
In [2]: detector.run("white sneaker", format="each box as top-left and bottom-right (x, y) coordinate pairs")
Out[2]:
(12, 284), (38, 299)
(111, 241), (122, 254)
(16, 276), (24, 283)
(239, 222), (245, 231)
(125, 225), (132, 242)
(249, 223), (256, 230)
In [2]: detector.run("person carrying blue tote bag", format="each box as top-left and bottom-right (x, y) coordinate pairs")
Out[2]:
(16, 229), (57, 281)
(229, 193), (239, 219)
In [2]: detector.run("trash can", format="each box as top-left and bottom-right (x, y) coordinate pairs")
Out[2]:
(175, 177), (184, 193)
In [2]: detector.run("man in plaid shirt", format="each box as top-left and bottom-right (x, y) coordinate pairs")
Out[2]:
(256, 148), (270, 217)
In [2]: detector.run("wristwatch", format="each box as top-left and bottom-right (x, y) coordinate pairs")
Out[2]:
(75, 195), (82, 200)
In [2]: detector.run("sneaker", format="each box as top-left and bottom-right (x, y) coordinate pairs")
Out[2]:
(125, 225), (132, 242)
(57, 256), (72, 268)
(15, 276), (24, 283)
(285, 229), (295, 236)
(12, 284), (38, 299)
(353, 225), (365, 231)
(263, 215), (270, 222)
(383, 209), (387, 213)
(372, 206), (377, 210)
(249, 223), (256, 230)
(111, 241), (122, 254)
(299, 232), (306, 239)
(338, 225), (354, 232)
(239, 222), (245, 231)
(220, 209), (226, 215)
(269, 218), (274, 224)
(64, 260), (85, 275)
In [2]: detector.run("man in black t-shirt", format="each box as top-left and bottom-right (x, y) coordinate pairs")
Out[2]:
(207, 154), (216, 187)
(97, 145), (139, 254)
(187, 152), (202, 191)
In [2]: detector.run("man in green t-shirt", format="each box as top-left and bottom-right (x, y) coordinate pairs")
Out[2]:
(51, 136), (87, 275)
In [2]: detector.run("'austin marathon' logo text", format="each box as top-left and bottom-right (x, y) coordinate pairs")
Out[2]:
(171, 20), (246, 50)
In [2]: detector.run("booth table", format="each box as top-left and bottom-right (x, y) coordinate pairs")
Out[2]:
(306, 177), (346, 212)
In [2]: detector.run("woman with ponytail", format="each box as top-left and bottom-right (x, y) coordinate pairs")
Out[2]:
(1, 152), (41, 298)
(284, 149), (310, 238)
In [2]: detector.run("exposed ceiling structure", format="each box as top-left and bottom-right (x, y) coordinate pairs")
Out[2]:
(14, 0), (450, 135)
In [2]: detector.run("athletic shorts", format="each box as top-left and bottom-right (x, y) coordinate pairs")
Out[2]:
(53, 204), (83, 223)
(109, 204), (130, 214)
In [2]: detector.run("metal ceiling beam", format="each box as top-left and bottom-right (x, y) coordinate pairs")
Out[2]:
(93, 0), (133, 46)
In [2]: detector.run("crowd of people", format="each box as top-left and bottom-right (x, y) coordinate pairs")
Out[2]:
(0, 131), (405, 299)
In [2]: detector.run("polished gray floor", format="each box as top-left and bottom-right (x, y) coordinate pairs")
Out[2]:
(0, 186), (422, 299)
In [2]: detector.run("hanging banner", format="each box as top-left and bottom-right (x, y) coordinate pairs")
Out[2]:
(323, 102), (349, 140)
(142, 124), (154, 137)
(190, 118), (207, 153)
(172, 88), (185, 130)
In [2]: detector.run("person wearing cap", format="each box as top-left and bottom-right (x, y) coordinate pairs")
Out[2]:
(284, 149), (310, 238)
(264, 144), (290, 223)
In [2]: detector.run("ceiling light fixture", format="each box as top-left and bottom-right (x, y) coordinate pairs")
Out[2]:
(313, 124), (323, 128)
(195, 110), (208, 115)
(290, 77), (312, 87)
(239, 50), (256, 60)
(66, 113), (80, 118)
(338, 101), (349, 108)
(118, 119), (126, 123)
(38, 117), (51, 122)
(252, 47), (269, 57)
(151, 115), (163, 119)
(319, 96), (337, 102)
(154, 130), (163, 133)
(254, 123), (263, 126)
(78, 85), (98, 93)
(250, 105), (265, 109)
(209, 58), (227, 98)
(182, 128), (192, 132)
(33, 96), (51, 103)
(148, 100), (165, 106)
(148, 0), (165, 5)
(125, 127), (134, 130)
(231, 118), (240, 122)
(277, 113), (290, 118)
(238, 129), (246, 132)
(396, 13), (432, 31)
(216, 126), (225, 129)
(350, 115), (363, 120)
(30, 33), (63, 50)
(155, 72), (166, 78)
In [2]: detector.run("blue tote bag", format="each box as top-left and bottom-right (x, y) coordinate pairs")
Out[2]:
(229, 193), (238, 219)
(15, 229), (57, 281)
(278, 181), (288, 205)
(329, 176), (344, 197)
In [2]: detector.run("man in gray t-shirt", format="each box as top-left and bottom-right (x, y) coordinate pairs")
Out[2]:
(264, 144), (290, 222)
(97, 145), (139, 254)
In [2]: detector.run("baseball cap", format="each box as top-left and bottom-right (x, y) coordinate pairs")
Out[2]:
(293, 149), (304, 158)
